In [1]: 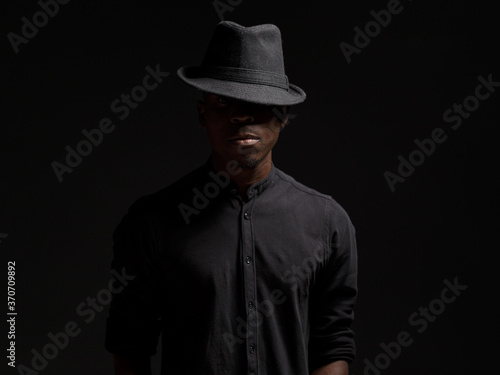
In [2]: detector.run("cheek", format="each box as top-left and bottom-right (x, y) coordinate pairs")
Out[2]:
(261, 124), (281, 145)
(206, 107), (232, 122)
(204, 117), (228, 141)
(259, 113), (282, 137)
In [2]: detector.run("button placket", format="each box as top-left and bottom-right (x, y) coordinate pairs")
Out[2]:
(240, 199), (258, 374)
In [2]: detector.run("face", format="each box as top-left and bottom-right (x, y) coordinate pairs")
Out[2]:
(197, 93), (287, 169)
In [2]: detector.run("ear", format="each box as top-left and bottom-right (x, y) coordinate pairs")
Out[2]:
(277, 106), (289, 132)
(280, 114), (288, 129)
(197, 100), (206, 128)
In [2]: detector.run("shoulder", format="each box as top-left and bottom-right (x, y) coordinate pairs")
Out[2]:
(274, 167), (331, 200)
(274, 166), (354, 229)
(127, 164), (207, 216)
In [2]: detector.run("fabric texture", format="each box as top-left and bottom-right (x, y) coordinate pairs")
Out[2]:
(177, 21), (307, 105)
(105, 157), (357, 375)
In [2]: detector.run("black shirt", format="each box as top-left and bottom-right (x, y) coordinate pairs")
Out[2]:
(105, 158), (357, 375)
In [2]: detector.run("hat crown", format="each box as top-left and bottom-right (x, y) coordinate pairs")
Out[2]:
(176, 21), (306, 105)
(201, 21), (285, 75)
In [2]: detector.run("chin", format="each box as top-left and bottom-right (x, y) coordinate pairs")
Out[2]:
(236, 154), (266, 169)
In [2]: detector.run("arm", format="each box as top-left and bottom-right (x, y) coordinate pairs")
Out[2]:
(113, 354), (152, 375)
(308, 199), (358, 373)
(310, 360), (348, 375)
(105, 202), (162, 373)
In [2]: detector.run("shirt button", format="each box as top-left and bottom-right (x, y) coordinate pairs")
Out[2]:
(245, 256), (252, 264)
(248, 301), (254, 309)
(249, 345), (255, 354)
(243, 212), (250, 220)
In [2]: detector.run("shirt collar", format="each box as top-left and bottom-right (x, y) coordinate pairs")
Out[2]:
(203, 156), (276, 200)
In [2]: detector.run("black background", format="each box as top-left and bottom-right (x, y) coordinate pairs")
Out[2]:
(1, 0), (498, 374)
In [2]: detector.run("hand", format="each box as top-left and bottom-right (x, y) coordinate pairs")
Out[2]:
(310, 360), (349, 375)
(113, 354), (152, 375)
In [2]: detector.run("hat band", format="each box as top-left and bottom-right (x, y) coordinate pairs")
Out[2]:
(200, 66), (289, 91)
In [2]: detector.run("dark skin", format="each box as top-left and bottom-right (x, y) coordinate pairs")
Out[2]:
(198, 92), (286, 201)
(112, 93), (348, 375)
(113, 355), (151, 375)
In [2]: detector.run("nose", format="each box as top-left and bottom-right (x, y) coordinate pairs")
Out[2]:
(231, 113), (255, 124)
(230, 102), (255, 124)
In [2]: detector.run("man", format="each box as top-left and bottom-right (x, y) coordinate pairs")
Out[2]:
(105, 21), (357, 375)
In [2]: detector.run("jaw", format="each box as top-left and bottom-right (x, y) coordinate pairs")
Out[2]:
(211, 144), (271, 171)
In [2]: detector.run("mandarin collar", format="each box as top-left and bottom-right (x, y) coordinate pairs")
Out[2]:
(203, 156), (276, 200)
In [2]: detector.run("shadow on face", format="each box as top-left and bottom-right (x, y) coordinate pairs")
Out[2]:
(197, 93), (289, 168)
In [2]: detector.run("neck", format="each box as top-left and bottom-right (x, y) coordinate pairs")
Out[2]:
(210, 152), (273, 201)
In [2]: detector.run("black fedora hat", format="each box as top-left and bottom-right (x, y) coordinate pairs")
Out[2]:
(177, 21), (306, 106)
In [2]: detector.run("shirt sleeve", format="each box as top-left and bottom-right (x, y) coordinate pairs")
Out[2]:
(105, 200), (162, 357)
(308, 198), (358, 371)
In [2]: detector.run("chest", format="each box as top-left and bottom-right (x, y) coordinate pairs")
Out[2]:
(160, 198), (328, 303)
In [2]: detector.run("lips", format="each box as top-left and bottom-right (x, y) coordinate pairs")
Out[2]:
(229, 133), (260, 141)
(229, 134), (260, 146)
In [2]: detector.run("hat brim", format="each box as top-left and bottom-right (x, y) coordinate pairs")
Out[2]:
(177, 66), (306, 106)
